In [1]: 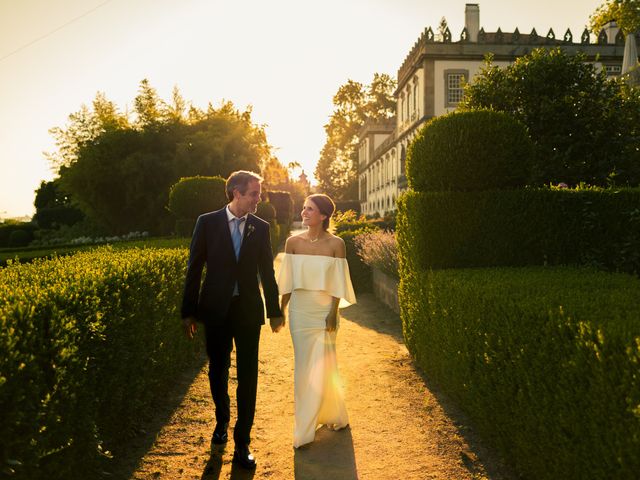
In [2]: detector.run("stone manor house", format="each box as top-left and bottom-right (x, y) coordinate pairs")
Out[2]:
(358, 3), (633, 217)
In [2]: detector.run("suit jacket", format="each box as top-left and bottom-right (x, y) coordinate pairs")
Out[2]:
(181, 207), (282, 325)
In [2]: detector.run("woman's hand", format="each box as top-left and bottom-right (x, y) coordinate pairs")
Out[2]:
(325, 311), (337, 332)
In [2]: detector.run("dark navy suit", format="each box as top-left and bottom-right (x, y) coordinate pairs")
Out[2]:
(181, 207), (282, 445)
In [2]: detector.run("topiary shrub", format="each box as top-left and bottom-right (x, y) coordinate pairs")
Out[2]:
(407, 109), (534, 192)
(255, 201), (276, 223)
(168, 176), (227, 220)
(266, 191), (293, 225)
(8, 229), (32, 247)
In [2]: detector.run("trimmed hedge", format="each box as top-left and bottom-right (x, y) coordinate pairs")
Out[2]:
(398, 188), (640, 275)
(168, 176), (227, 234)
(0, 247), (201, 478)
(255, 201), (276, 223)
(407, 109), (533, 192)
(267, 191), (294, 225)
(398, 266), (640, 479)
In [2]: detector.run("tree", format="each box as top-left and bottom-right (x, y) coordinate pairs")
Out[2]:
(590, 0), (640, 34)
(459, 48), (640, 187)
(46, 92), (128, 171)
(33, 179), (84, 229)
(50, 81), (275, 235)
(315, 73), (396, 200)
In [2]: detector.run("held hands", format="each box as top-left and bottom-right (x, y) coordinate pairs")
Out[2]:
(325, 312), (337, 332)
(182, 316), (197, 339)
(270, 316), (285, 333)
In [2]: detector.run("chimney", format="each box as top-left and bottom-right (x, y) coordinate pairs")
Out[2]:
(604, 20), (619, 44)
(465, 4), (480, 42)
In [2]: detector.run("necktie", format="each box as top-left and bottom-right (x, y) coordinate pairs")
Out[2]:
(231, 217), (244, 259)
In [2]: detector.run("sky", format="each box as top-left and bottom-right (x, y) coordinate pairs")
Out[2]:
(0, 0), (603, 219)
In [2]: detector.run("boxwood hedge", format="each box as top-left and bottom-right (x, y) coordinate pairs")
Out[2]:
(0, 246), (201, 479)
(398, 265), (640, 480)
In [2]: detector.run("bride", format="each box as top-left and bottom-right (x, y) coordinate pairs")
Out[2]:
(277, 194), (356, 448)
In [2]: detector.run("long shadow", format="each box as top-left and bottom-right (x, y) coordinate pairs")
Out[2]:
(344, 292), (514, 479)
(107, 351), (208, 479)
(200, 446), (257, 480)
(294, 426), (358, 480)
(341, 292), (404, 342)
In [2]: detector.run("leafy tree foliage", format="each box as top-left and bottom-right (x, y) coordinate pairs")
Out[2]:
(590, 0), (640, 34)
(459, 48), (640, 187)
(33, 179), (84, 229)
(315, 73), (396, 201)
(50, 80), (277, 235)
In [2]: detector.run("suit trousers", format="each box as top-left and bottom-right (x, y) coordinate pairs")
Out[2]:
(204, 298), (261, 446)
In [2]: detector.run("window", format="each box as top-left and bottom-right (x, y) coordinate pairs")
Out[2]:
(444, 69), (468, 107)
(413, 82), (418, 114)
(605, 64), (622, 75)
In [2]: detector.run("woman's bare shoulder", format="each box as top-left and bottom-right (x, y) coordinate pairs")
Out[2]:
(328, 234), (346, 257)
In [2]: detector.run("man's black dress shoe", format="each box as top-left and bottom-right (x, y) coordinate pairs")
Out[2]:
(211, 423), (228, 445)
(233, 444), (257, 469)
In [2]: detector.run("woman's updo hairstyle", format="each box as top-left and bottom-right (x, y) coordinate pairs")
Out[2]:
(307, 194), (335, 231)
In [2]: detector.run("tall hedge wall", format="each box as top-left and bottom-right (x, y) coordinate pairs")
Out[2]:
(398, 188), (640, 275)
(398, 265), (640, 479)
(0, 247), (201, 479)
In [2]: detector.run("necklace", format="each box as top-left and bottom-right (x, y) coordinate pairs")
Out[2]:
(309, 234), (321, 243)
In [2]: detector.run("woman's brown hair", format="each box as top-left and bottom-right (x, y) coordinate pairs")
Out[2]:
(307, 194), (335, 231)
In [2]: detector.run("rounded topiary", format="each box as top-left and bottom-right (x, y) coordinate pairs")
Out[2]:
(8, 229), (31, 247)
(256, 201), (276, 222)
(407, 110), (534, 192)
(168, 176), (227, 220)
(266, 191), (294, 225)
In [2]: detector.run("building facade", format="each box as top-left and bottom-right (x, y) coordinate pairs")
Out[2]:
(358, 4), (628, 217)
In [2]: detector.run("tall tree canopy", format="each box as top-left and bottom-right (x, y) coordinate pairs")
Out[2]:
(49, 79), (280, 235)
(315, 73), (396, 201)
(590, 0), (640, 34)
(459, 48), (640, 187)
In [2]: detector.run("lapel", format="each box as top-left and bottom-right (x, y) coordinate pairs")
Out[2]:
(217, 208), (237, 261)
(238, 214), (256, 261)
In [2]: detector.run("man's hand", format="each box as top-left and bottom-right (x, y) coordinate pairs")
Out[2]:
(269, 316), (285, 333)
(183, 316), (197, 339)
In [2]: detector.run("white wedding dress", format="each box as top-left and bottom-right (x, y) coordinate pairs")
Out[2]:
(277, 253), (356, 448)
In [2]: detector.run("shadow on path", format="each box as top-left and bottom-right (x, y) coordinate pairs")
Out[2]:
(343, 293), (514, 480)
(108, 352), (208, 479)
(200, 447), (257, 480)
(342, 292), (404, 342)
(294, 426), (358, 480)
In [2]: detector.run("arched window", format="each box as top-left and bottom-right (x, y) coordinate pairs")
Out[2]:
(400, 145), (406, 174)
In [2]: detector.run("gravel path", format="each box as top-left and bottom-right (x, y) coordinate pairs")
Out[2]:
(111, 253), (513, 480)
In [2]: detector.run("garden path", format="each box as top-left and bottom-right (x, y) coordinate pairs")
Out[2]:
(112, 252), (513, 480)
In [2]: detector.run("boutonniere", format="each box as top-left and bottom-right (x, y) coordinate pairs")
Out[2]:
(246, 224), (255, 238)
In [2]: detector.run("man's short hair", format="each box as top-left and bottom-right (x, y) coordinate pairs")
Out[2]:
(225, 170), (263, 201)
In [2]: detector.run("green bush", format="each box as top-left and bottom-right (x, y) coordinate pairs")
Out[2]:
(399, 266), (640, 480)
(168, 176), (227, 222)
(255, 201), (276, 223)
(8, 229), (31, 247)
(332, 210), (372, 234)
(0, 223), (36, 248)
(336, 228), (375, 293)
(267, 191), (294, 225)
(407, 109), (533, 192)
(0, 247), (201, 478)
(175, 218), (196, 238)
(397, 188), (640, 275)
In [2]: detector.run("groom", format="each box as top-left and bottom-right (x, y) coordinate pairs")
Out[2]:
(181, 170), (284, 469)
